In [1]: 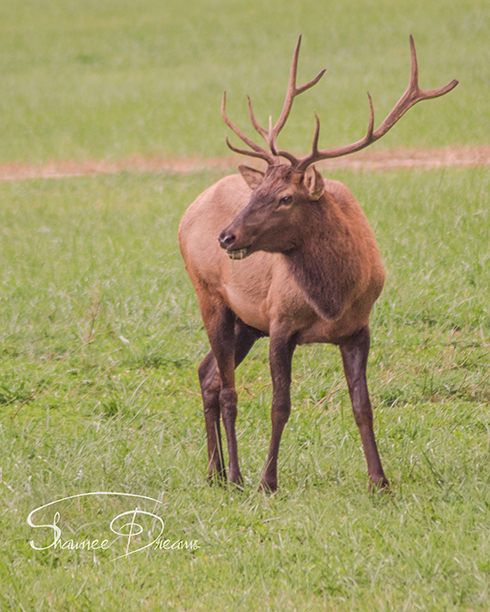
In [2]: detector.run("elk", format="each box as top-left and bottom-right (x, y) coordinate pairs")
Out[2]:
(178, 36), (457, 492)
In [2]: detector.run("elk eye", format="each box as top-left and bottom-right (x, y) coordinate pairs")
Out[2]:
(279, 195), (293, 206)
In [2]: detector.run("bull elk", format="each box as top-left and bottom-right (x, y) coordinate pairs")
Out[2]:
(179, 36), (457, 491)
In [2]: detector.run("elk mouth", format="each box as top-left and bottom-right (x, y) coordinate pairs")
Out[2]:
(225, 246), (252, 260)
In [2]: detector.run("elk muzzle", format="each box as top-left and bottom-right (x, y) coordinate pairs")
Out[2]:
(218, 228), (253, 260)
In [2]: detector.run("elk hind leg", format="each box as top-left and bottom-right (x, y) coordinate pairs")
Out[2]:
(198, 350), (226, 481)
(199, 314), (262, 484)
(339, 325), (389, 489)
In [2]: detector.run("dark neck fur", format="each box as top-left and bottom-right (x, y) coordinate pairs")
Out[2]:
(284, 196), (358, 320)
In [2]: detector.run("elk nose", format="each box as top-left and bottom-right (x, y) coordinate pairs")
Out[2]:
(218, 230), (236, 250)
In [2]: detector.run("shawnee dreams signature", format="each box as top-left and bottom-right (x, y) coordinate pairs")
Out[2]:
(27, 492), (199, 560)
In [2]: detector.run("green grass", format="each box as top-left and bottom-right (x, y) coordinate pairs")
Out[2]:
(1, 168), (489, 610)
(0, 0), (488, 163)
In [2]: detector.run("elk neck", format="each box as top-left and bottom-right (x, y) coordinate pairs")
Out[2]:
(282, 191), (360, 320)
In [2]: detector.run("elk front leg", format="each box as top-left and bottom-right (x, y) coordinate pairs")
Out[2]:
(260, 329), (296, 492)
(339, 325), (389, 489)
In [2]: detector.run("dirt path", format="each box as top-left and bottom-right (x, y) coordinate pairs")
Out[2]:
(0, 146), (488, 181)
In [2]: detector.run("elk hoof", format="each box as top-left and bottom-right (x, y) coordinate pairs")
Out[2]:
(258, 479), (278, 494)
(229, 470), (244, 491)
(369, 476), (391, 494)
(207, 467), (227, 487)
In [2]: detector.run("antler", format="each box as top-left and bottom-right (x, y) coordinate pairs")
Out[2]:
(222, 35), (458, 171)
(295, 35), (459, 172)
(221, 35), (326, 165)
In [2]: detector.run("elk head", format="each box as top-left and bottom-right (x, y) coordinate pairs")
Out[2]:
(218, 163), (324, 259)
(218, 35), (458, 259)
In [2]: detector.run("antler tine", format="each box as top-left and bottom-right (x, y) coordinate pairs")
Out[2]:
(373, 35), (458, 138)
(247, 96), (269, 141)
(224, 137), (276, 162)
(295, 35), (458, 172)
(243, 36), (326, 158)
(221, 92), (276, 164)
(409, 33), (419, 90)
(268, 36), (326, 153)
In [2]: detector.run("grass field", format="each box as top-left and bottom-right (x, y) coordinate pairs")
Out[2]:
(1, 1), (490, 610)
(2, 168), (489, 610)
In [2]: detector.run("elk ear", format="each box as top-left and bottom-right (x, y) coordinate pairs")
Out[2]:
(303, 165), (324, 201)
(238, 165), (265, 190)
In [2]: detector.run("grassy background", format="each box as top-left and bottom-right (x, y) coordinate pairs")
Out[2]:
(0, 0), (489, 610)
(0, 0), (488, 163)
